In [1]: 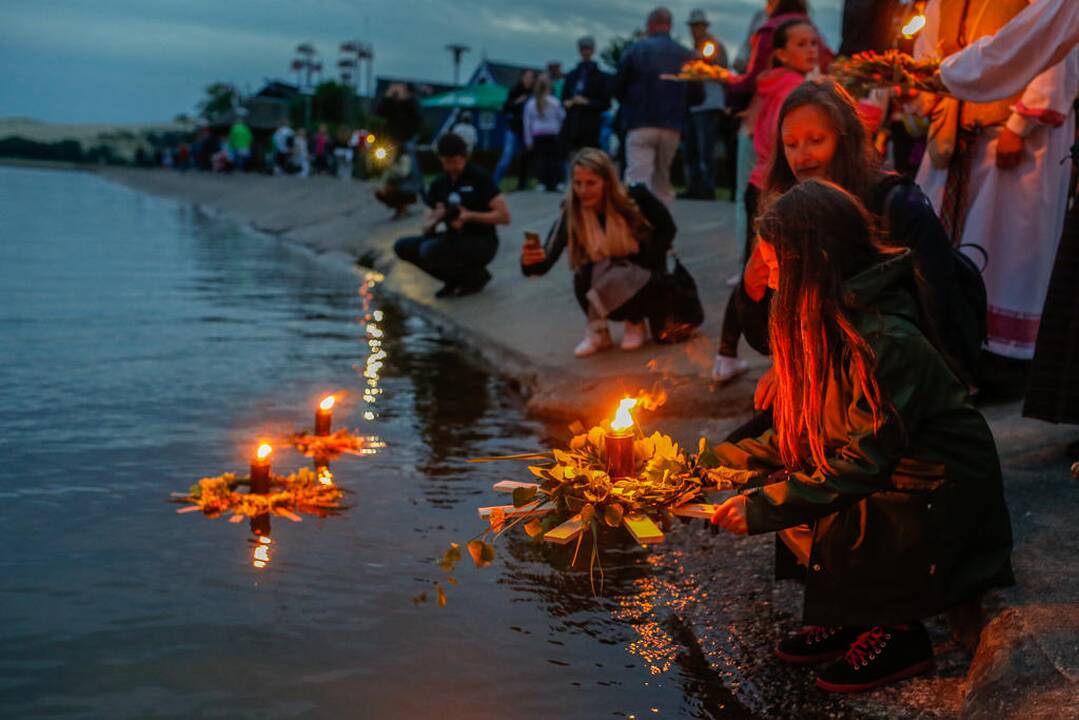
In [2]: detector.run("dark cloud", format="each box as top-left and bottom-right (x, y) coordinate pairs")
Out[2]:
(0, 0), (841, 123)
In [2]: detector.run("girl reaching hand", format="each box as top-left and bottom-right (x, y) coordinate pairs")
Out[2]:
(709, 180), (1013, 693)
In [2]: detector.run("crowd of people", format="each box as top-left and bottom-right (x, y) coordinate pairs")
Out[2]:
(388, 0), (1079, 696)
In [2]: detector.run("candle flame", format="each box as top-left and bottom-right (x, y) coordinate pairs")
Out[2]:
(317, 466), (334, 485)
(256, 443), (272, 460)
(902, 14), (926, 38)
(366, 133), (376, 144)
(611, 398), (638, 433)
(374, 147), (388, 160)
(320, 395), (336, 411)
(702, 42), (716, 59)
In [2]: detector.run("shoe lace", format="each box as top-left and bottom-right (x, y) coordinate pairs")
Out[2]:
(844, 627), (887, 667)
(798, 625), (836, 644)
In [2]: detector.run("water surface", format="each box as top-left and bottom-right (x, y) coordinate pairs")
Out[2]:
(0, 167), (746, 719)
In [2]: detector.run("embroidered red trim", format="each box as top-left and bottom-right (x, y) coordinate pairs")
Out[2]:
(1015, 101), (1066, 128)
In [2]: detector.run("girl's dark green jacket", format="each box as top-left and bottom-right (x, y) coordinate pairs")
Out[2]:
(714, 251), (1014, 626)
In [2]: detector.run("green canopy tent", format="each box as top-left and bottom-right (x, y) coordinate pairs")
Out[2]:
(419, 84), (508, 111)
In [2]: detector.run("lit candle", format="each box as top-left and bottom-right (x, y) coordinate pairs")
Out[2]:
(702, 41), (716, 59)
(315, 395), (335, 436)
(605, 398), (638, 478)
(250, 443), (273, 494)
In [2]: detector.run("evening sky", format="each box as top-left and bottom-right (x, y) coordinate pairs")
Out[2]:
(0, 0), (841, 124)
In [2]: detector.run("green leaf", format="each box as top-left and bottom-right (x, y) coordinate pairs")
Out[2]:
(467, 539), (496, 568)
(603, 503), (625, 527)
(512, 485), (538, 507)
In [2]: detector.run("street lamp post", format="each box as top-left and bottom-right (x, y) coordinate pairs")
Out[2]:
(291, 42), (322, 128)
(445, 44), (471, 86)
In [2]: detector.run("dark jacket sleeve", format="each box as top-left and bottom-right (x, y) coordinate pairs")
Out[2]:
(613, 46), (634, 103)
(628, 184), (676, 271)
(521, 215), (567, 277)
(732, 331), (937, 534)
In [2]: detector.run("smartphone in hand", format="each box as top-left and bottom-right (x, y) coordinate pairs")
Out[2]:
(521, 231), (545, 266)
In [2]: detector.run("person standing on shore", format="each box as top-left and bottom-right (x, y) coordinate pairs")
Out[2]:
(524, 74), (567, 192)
(494, 69), (537, 190)
(375, 83), (425, 212)
(913, 0), (1077, 390)
(613, 6), (699, 206)
(561, 36), (611, 154)
(228, 111), (253, 172)
(272, 121), (294, 175)
(393, 133), (511, 298)
(681, 9), (729, 200)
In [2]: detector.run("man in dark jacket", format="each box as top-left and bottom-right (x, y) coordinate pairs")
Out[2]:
(561, 36), (612, 153)
(613, 6), (698, 206)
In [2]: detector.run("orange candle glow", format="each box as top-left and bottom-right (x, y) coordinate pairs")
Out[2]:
(702, 41), (717, 59)
(250, 443), (273, 494)
(605, 398), (638, 478)
(315, 395), (335, 436)
(902, 14), (926, 39)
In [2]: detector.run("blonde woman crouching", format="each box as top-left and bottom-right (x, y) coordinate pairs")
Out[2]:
(520, 148), (676, 357)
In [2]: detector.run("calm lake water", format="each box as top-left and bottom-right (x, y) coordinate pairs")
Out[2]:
(0, 167), (748, 719)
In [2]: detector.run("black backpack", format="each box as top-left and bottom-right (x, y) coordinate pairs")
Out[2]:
(876, 175), (987, 383)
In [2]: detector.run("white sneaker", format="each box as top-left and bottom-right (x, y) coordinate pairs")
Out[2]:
(712, 355), (749, 384)
(620, 321), (648, 351)
(726, 271), (743, 287)
(574, 325), (613, 358)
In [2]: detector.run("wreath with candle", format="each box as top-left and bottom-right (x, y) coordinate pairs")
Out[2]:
(417, 399), (761, 604)
(285, 429), (366, 458)
(661, 59), (730, 82)
(831, 49), (945, 96)
(173, 467), (346, 520)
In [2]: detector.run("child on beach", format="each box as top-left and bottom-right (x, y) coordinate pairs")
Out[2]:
(714, 17), (822, 384)
(709, 180), (1013, 693)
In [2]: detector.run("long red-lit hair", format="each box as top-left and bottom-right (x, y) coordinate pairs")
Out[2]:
(757, 179), (900, 471)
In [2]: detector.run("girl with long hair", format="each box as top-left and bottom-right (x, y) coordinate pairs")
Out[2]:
(713, 17), (822, 384)
(523, 73), (567, 192)
(521, 148), (675, 356)
(719, 80), (983, 443)
(710, 180), (1013, 693)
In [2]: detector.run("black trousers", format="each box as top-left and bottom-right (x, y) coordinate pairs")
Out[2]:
(531, 135), (564, 191)
(394, 232), (498, 287)
(719, 282), (772, 358)
(743, 182), (760, 263)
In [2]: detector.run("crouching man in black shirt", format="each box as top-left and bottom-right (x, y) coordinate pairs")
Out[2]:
(393, 133), (511, 297)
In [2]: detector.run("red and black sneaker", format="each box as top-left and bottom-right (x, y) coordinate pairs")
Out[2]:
(815, 623), (934, 693)
(775, 626), (866, 665)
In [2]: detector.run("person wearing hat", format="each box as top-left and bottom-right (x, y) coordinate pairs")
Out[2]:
(681, 8), (731, 200)
(561, 36), (612, 153)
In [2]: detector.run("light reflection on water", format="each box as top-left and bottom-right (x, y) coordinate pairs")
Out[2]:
(0, 168), (750, 719)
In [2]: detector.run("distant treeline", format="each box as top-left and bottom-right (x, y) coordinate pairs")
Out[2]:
(0, 131), (190, 166)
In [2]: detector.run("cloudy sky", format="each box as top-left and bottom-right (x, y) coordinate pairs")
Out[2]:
(1, 0), (842, 124)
